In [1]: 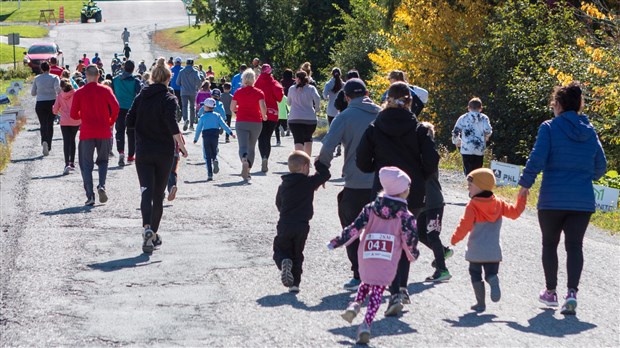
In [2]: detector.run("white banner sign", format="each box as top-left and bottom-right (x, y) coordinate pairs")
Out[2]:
(0, 113), (17, 128)
(491, 160), (521, 187)
(593, 184), (619, 212)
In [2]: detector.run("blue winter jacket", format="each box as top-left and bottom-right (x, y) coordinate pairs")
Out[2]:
(518, 111), (607, 212)
(170, 64), (183, 91)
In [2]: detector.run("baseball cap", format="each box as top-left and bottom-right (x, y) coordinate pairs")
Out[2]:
(174, 57), (182, 63)
(343, 78), (367, 96)
(186, 58), (194, 65)
(211, 88), (221, 97)
(203, 98), (216, 108)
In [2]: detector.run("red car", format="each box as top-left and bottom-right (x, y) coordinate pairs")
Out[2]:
(23, 42), (64, 74)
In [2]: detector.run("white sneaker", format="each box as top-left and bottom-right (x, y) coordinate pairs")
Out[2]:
(142, 228), (155, 253)
(288, 286), (300, 293)
(63, 166), (71, 175)
(118, 153), (125, 167)
(261, 158), (268, 172)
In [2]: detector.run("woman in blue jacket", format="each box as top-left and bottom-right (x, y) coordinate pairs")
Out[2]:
(518, 82), (606, 316)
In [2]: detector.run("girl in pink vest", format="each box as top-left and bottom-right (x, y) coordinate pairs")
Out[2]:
(328, 166), (419, 344)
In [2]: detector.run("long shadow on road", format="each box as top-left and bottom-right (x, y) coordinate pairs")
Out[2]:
(41, 205), (94, 216)
(88, 254), (161, 272)
(329, 317), (416, 346)
(257, 291), (352, 312)
(11, 155), (44, 163)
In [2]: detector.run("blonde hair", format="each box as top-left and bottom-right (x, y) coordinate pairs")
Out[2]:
(142, 72), (150, 81)
(383, 82), (412, 109)
(300, 62), (312, 77)
(288, 150), (311, 173)
(241, 68), (256, 86)
(150, 57), (172, 84)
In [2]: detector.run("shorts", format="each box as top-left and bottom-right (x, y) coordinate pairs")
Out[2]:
(288, 123), (316, 144)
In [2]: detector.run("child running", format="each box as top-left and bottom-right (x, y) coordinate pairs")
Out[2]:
(193, 98), (235, 181)
(52, 78), (80, 175)
(450, 168), (527, 312)
(220, 83), (233, 143)
(273, 151), (331, 293)
(328, 166), (419, 345)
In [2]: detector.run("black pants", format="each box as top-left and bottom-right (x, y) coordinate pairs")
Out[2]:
(135, 152), (174, 233)
(338, 188), (372, 280)
(35, 100), (56, 150)
(469, 262), (499, 283)
(115, 109), (135, 157)
(275, 119), (288, 143)
(462, 154), (484, 176)
(60, 125), (79, 165)
(389, 207), (421, 295)
(225, 114), (232, 140)
(273, 222), (310, 287)
(538, 210), (591, 292)
(417, 207), (448, 271)
(167, 155), (178, 193)
(258, 120), (277, 159)
(173, 89), (182, 120)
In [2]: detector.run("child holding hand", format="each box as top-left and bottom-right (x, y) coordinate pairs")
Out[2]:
(328, 166), (419, 345)
(451, 168), (527, 312)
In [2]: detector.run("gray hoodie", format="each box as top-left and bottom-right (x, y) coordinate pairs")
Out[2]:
(319, 96), (381, 189)
(177, 65), (202, 96)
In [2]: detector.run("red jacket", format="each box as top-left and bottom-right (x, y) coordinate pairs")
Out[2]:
(70, 82), (119, 140)
(50, 65), (64, 77)
(254, 73), (283, 121)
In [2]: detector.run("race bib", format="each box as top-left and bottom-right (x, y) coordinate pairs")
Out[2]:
(363, 233), (395, 261)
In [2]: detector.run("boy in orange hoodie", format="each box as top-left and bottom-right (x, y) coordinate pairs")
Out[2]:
(451, 168), (527, 312)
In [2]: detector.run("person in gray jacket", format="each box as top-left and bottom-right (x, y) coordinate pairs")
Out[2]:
(287, 70), (321, 156)
(176, 58), (202, 130)
(319, 78), (381, 291)
(31, 61), (61, 156)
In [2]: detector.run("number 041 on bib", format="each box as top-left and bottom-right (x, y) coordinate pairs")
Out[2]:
(363, 233), (395, 261)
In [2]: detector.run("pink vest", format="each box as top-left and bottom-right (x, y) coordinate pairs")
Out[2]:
(347, 212), (414, 286)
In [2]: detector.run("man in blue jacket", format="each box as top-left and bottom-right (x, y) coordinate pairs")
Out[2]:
(112, 60), (142, 166)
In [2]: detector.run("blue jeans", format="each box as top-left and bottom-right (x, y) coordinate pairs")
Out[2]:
(202, 129), (219, 176)
(78, 138), (111, 199)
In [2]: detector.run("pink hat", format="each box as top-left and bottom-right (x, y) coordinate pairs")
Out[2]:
(261, 64), (272, 74)
(379, 166), (411, 196)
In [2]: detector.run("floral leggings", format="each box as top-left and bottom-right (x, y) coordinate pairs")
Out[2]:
(354, 283), (386, 325)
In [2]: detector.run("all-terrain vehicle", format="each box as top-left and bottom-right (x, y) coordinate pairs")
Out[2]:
(81, 1), (102, 23)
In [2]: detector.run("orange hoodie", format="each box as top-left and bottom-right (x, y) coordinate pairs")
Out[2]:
(451, 194), (526, 246)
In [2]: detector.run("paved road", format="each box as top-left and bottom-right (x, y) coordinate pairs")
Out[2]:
(2, 1), (620, 347)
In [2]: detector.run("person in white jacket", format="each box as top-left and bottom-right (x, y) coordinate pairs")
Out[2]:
(451, 97), (492, 175)
(287, 70), (321, 156)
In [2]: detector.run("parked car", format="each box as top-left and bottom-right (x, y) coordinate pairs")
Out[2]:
(23, 42), (64, 74)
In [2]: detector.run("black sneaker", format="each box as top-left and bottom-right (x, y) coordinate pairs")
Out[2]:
(153, 233), (162, 248)
(142, 228), (155, 254)
(281, 259), (294, 287)
(97, 186), (108, 203)
(84, 196), (95, 206)
(384, 294), (403, 316)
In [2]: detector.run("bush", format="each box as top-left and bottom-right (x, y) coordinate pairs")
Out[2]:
(0, 65), (33, 80)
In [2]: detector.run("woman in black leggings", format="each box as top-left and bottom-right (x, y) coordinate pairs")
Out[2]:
(518, 82), (606, 315)
(127, 57), (188, 254)
(31, 61), (60, 156)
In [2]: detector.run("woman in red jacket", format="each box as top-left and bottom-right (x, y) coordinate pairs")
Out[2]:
(254, 64), (284, 173)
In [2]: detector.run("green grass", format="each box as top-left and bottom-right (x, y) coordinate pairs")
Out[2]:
(1, 1), (83, 22)
(154, 24), (218, 54)
(195, 56), (227, 79)
(0, 43), (18, 64)
(0, 25), (49, 38)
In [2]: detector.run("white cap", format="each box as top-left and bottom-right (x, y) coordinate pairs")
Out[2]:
(203, 98), (216, 108)
(174, 57), (182, 63)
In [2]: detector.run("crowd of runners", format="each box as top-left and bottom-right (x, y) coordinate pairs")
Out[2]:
(28, 34), (607, 344)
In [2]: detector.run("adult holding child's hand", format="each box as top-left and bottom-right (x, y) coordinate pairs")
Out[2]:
(518, 81), (606, 315)
(126, 57), (187, 254)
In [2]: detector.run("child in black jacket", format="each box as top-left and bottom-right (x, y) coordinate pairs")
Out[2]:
(273, 150), (331, 293)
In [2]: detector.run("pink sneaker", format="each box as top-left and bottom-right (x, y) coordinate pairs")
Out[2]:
(539, 289), (559, 307)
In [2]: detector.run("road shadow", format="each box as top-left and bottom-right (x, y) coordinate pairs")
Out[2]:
(31, 173), (65, 180)
(217, 178), (250, 187)
(445, 201), (467, 207)
(407, 281), (436, 296)
(87, 254), (161, 272)
(184, 179), (211, 184)
(0, 9), (17, 21)
(11, 155), (44, 163)
(41, 205), (93, 216)
(329, 317), (416, 344)
(443, 312), (500, 328)
(271, 171), (289, 175)
(27, 128), (41, 132)
(505, 308), (597, 337)
(256, 291), (353, 312)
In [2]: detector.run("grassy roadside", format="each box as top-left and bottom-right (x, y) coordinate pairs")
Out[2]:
(0, 67), (32, 172)
(153, 24), (229, 78)
(439, 148), (619, 234)
(0, 25), (49, 38)
(0, 1), (82, 22)
(0, 43), (22, 64)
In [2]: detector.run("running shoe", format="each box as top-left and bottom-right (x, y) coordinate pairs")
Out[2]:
(399, 287), (411, 305)
(425, 269), (452, 282)
(142, 227), (155, 254)
(281, 258), (294, 287)
(127, 156), (135, 164)
(167, 185), (177, 201)
(97, 186), (108, 203)
(261, 158), (268, 173)
(343, 278), (361, 291)
(432, 246), (455, 268)
(84, 196), (95, 206)
(241, 157), (250, 180)
(276, 141), (281, 146)
(539, 289), (559, 307)
(63, 165), (71, 175)
(356, 322), (371, 344)
(207, 176), (213, 181)
(42, 141), (49, 156)
(341, 302), (361, 323)
(153, 233), (162, 248)
(183, 121), (189, 131)
(288, 286), (300, 293)
(118, 153), (125, 167)
(560, 289), (577, 315)
(213, 160), (220, 174)
(384, 294), (403, 316)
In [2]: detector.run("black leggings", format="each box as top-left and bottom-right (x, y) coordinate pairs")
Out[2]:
(462, 154), (483, 176)
(275, 119), (288, 142)
(258, 120), (278, 159)
(135, 153), (174, 233)
(417, 207), (448, 271)
(538, 210), (592, 292)
(60, 125), (79, 165)
(115, 109), (136, 157)
(389, 208), (421, 295)
(35, 100), (56, 150)
(469, 262), (499, 283)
